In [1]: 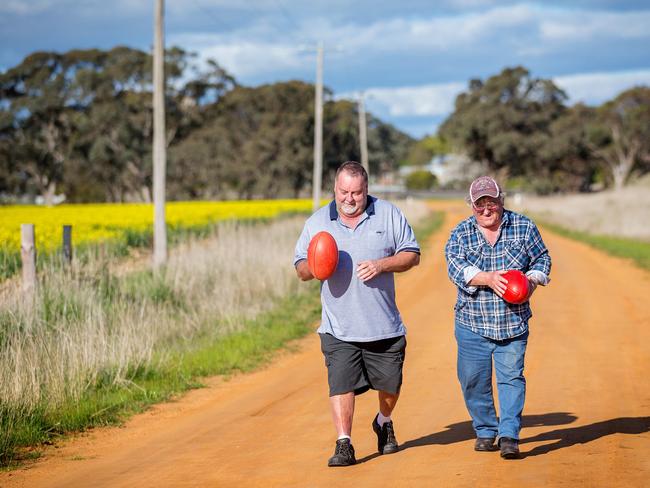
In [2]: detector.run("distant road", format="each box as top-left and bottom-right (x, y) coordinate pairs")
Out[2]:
(3, 201), (649, 487)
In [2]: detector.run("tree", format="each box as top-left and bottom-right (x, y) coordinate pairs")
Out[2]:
(587, 87), (650, 190)
(170, 81), (315, 199)
(405, 170), (437, 190)
(0, 51), (89, 204)
(537, 103), (598, 192)
(1, 47), (410, 202)
(169, 82), (413, 200)
(321, 99), (413, 186)
(401, 135), (450, 167)
(0, 46), (237, 203)
(439, 66), (567, 178)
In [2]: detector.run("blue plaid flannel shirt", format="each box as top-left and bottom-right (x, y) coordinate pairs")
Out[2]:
(445, 210), (551, 340)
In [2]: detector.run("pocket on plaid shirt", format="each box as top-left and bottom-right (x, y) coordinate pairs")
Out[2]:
(504, 241), (529, 269)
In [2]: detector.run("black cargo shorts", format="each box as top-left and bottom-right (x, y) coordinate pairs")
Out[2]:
(319, 333), (406, 396)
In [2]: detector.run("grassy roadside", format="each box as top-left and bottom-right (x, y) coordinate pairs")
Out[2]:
(539, 219), (650, 271)
(412, 209), (444, 248)
(1, 209), (446, 469)
(1, 287), (321, 468)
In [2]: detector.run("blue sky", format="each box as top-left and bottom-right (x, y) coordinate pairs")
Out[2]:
(2, 0), (649, 137)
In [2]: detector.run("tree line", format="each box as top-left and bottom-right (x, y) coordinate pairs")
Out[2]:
(0, 46), (412, 204)
(437, 66), (650, 193)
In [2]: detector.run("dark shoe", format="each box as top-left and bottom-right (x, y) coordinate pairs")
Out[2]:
(499, 437), (520, 459)
(328, 438), (356, 467)
(474, 437), (497, 452)
(372, 414), (399, 454)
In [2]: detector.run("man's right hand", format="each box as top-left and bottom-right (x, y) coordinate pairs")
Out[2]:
(295, 260), (315, 281)
(469, 270), (508, 297)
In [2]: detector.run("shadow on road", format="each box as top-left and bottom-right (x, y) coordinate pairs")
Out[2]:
(357, 413), (649, 463)
(357, 412), (577, 463)
(520, 416), (650, 458)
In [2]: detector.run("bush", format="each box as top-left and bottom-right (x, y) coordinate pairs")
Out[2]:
(405, 170), (438, 190)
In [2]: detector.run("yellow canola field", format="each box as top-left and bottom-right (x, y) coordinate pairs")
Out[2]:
(0, 200), (315, 253)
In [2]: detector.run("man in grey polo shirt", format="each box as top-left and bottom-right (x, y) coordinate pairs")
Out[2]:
(294, 161), (420, 467)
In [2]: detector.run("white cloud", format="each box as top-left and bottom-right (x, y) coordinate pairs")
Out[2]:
(541, 10), (650, 41)
(170, 4), (650, 82)
(168, 33), (311, 77)
(201, 42), (306, 77)
(169, 5), (540, 79)
(554, 69), (650, 105)
(352, 82), (466, 117)
(306, 4), (537, 53)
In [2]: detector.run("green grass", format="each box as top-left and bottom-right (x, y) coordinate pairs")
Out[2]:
(539, 220), (650, 271)
(0, 209), (446, 467)
(412, 210), (444, 247)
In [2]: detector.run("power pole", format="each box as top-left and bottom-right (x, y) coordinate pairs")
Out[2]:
(358, 93), (369, 176)
(312, 41), (324, 212)
(153, 0), (167, 268)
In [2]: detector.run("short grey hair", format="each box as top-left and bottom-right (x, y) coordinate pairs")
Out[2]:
(335, 161), (368, 186)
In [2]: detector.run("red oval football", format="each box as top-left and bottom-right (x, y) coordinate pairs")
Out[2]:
(307, 231), (339, 280)
(502, 269), (529, 304)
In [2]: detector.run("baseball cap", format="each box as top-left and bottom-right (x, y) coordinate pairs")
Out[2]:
(469, 176), (501, 203)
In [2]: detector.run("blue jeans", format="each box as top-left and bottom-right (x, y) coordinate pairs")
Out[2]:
(455, 324), (528, 440)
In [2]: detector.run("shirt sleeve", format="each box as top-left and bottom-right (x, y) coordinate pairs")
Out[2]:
(463, 266), (481, 293)
(525, 221), (551, 284)
(526, 270), (550, 286)
(393, 206), (420, 254)
(445, 228), (479, 295)
(293, 223), (311, 267)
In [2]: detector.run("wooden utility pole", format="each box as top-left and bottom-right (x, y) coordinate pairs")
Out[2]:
(312, 41), (324, 212)
(153, 0), (167, 268)
(358, 93), (369, 175)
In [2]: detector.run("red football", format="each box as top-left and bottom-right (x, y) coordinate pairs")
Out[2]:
(502, 270), (529, 304)
(307, 231), (339, 280)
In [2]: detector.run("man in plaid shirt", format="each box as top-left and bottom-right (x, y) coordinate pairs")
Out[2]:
(445, 176), (551, 459)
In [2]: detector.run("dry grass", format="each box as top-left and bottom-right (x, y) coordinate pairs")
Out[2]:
(0, 218), (304, 412)
(392, 197), (432, 225)
(511, 177), (650, 241)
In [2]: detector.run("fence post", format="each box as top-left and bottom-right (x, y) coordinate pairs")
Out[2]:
(21, 223), (37, 293)
(62, 225), (72, 265)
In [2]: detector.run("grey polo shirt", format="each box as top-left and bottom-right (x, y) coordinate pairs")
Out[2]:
(293, 196), (420, 342)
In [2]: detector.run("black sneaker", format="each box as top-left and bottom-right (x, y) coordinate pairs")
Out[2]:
(372, 414), (399, 454)
(499, 437), (520, 459)
(328, 438), (356, 467)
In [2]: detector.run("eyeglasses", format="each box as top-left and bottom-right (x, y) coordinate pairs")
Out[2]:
(472, 201), (500, 212)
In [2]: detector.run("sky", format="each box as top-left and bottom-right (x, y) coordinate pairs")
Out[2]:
(1, 0), (649, 138)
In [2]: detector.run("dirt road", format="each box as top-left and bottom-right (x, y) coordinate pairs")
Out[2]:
(3, 201), (649, 487)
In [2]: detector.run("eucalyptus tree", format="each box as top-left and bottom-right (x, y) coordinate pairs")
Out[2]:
(0, 51), (92, 204)
(0, 46), (236, 202)
(587, 87), (650, 189)
(169, 81), (412, 200)
(439, 66), (567, 179)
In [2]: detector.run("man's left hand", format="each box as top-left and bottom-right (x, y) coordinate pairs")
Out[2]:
(526, 278), (538, 300)
(357, 260), (383, 282)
